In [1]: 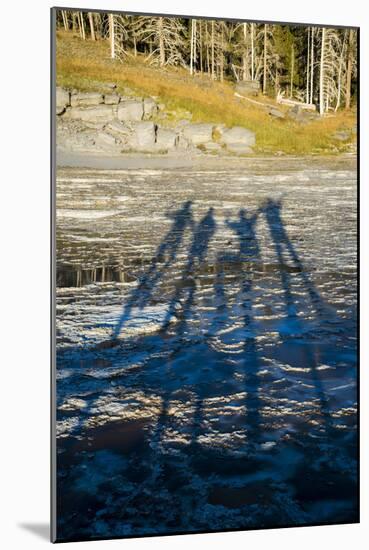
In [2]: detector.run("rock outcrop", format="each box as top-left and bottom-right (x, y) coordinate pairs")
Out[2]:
(220, 126), (256, 154)
(56, 87), (70, 115)
(130, 121), (156, 150)
(117, 100), (144, 122)
(143, 98), (158, 119)
(56, 87), (256, 156)
(70, 92), (104, 107)
(287, 104), (319, 124)
(235, 80), (261, 96)
(64, 104), (116, 122)
(269, 108), (285, 120)
(182, 123), (214, 146)
(156, 128), (177, 151)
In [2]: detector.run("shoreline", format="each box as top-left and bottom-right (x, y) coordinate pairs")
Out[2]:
(56, 149), (357, 171)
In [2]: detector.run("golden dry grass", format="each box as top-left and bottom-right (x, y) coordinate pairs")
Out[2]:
(56, 31), (357, 155)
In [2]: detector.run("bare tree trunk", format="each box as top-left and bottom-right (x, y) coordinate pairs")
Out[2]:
(206, 22), (210, 76)
(93, 14), (100, 40)
(335, 30), (347, 112)
(158, 17), (165, 67)
(242, 23), (248, 81)
(290, 44), (294, 97)
(275, 56), (279, 97)
(61, 10), (68, 31)
(251, 23), (255, 80)
(78, 12), (82, 38)
(72, 12), (77, 32)
(190, 20), (194, 75)
(109, 14), (115, 59)
(326, 87), (329, 113)
(193, 19), (197, 74)
(211, 20), (215, 80)
(319, 27), (326, 116)
(88, 12), (95, 41)
(220, 25), (224, 82)
(345, 29), (354, 110)
(310, 27), (314, 104)
(79, 12), (85, 40)
(263, 24), (267, 93)
(199, 21), (203, 73)
(306, 27), (310, 103)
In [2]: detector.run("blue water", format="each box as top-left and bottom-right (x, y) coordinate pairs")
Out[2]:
(55, 162), (357, 541)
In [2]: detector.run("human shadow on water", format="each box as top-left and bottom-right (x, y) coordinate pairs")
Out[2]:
(261, 198), (333, 431)
(111, 200), (194, 341)
(61, 198), (335, 449)
(54, 195), (356, 539)
(156, 208), (217, 439)
(161, 207), (217, 335)
(226, 208), (262, 441)
(261, 198), (324, 318)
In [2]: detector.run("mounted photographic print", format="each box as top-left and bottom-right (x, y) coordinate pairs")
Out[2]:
(51, 6), (359, 543)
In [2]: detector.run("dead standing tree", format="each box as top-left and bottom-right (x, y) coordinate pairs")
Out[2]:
(318, 27), (343, 115)
(88, 12), (95, 41)
(345, 28), (356, 110)
(134, 16), (187, 67)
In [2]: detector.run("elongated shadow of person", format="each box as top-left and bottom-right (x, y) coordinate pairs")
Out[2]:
(261, 197), (332, 431)
(161, 207), (217, 336)
(226, 208), (262, 442)
(157, 207), (217, 452)
(110, 200), (194, 341)
(261, 198), (324, 318)
(143, 207), (217, 485)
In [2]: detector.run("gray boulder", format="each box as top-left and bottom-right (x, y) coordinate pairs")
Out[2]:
(155, 128), (177, 150)
(105, 121), (131, 138)
(56, 87), (70, 115)
(220, 126), (255, 148)
(332, 131), (350, 141)
(182, 123), (214, 145)
(94, 131), (119, 150)
(57, 127), (96, 152)
(65, 105), (116, 122)
(269, 108), (285, 119)
(104, 93), (120, 105)
(117, 100), (143, 122)
(70, 92), (104, 107)
(287, 105), (319, 124)
(128, 121), (156, 150)
(235, 80), (260, 96)
(143, 97), (158, 119)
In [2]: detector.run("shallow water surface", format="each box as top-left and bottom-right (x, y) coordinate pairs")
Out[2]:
(55, 158), (357, 541)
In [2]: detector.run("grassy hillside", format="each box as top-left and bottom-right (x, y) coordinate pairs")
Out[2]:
(56, 31), (356, 155)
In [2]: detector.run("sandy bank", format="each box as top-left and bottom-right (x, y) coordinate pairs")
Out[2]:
(56, 149), (356, 171)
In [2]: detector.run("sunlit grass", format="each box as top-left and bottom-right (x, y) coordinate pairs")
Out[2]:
(56, 31), (356, 155)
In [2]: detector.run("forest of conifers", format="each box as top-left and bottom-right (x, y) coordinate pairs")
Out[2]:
(56, 10), (358, 115)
